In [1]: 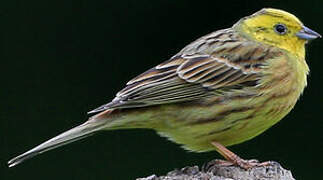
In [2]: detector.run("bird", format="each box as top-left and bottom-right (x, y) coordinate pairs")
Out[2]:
(8, 8), (321, 169)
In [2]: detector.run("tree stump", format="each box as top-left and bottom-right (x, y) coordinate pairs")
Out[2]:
(137, 160), (295, 180)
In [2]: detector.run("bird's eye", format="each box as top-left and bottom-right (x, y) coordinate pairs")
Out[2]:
(274, 24), (287, 35)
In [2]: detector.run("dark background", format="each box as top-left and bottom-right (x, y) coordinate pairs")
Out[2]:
(2, 0), (322, 179)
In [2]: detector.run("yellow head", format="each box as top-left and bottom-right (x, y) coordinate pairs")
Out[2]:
(234, 8), (321, 58)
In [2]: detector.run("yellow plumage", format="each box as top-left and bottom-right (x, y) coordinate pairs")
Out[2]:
(103, 8), (311, 152)
(8, 8), (321, 169)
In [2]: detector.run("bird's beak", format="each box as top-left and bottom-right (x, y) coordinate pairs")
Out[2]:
(296, 26), (321, 40)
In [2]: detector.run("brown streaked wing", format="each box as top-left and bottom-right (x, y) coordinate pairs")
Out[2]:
(177, 55), (257, 90)
(88, 51), (266, 114)
(87, 29), (284, 114)
(93, 55), (211, 110)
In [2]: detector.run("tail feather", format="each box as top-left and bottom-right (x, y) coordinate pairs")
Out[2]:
(8, 120), (107, 167)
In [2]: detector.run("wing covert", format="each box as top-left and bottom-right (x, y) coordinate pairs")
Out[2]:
(88, 31), (283, 114)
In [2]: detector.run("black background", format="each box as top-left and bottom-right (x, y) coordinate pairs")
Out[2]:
(2, 0), (323, 179)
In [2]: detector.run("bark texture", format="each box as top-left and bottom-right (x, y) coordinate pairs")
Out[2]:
(137, 160), (295, 180)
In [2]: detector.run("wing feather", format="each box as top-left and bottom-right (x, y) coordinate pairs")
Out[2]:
(89, 30), (283, 114)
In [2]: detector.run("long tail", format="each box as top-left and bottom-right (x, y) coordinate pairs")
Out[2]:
(8, 119), (107, 167)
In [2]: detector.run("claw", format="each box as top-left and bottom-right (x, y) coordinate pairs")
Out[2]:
(210, 141), (273, 170)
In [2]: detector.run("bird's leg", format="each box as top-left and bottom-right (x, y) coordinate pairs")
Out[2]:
(210, 141), (271, 170)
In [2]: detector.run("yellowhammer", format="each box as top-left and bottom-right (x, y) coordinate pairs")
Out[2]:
(8, 8), (321, 169)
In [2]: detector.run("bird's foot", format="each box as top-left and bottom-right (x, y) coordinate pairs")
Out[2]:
(203, 158), (274, 171)
(210, 141), (274, 170)
(231, 158), (273, 169)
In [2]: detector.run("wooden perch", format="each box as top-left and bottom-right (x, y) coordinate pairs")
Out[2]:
(137, 160), (295, 180)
